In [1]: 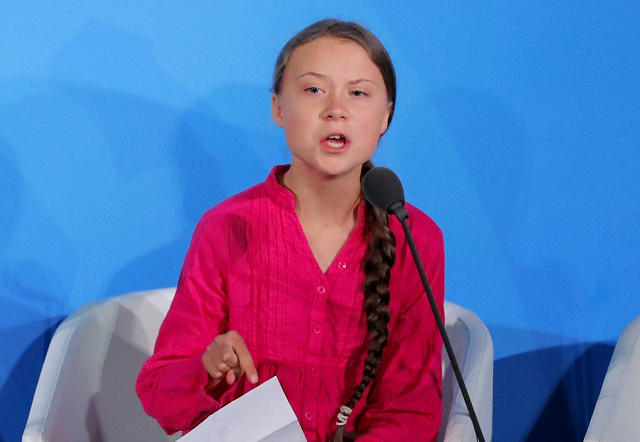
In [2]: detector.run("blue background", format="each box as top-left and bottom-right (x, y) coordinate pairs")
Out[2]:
(1, 2), (639, 441)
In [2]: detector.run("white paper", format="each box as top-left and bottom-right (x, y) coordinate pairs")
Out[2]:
(179, 376), (307, 442)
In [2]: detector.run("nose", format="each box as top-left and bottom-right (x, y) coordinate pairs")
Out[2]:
(321, 93), (349, 120)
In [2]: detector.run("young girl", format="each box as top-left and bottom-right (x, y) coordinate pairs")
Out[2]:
(136, 18), (445, 442)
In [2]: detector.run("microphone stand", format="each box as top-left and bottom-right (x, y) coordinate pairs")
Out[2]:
(391, 203), (486, 442)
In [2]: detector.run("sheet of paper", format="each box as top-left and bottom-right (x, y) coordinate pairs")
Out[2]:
(179, 376), (307, 442)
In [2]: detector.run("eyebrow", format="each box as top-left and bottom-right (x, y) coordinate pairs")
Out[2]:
(296, 71), (374, 84)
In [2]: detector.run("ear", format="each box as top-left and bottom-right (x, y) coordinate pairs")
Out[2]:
(271, 93), (285, 128)
(380, 101), (393, 135)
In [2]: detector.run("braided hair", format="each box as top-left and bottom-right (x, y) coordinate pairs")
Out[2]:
(332, 161), (396, 442)
(271, 19), (397, 441)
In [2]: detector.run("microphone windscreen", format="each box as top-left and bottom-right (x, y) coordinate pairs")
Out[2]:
(362, 166), (405, 214)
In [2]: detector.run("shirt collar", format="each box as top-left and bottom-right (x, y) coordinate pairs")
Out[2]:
(264, 165), (296, 212)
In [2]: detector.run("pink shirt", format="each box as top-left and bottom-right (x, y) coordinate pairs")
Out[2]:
(136, 165), (445, 441)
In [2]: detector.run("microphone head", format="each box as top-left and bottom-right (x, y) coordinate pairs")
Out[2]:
(362, 166), (405, 214)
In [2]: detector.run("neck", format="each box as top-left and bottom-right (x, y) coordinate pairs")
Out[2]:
(281, 161), (363, 227)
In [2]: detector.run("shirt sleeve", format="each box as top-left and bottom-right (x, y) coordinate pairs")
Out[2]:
(355, 227), (445, 442)
(135, 213), (236, 435)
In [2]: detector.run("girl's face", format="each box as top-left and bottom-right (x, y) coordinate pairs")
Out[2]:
(272, 36), (392, 180)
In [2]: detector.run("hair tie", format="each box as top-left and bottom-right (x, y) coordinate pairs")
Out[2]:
(336, 405), (353, 427)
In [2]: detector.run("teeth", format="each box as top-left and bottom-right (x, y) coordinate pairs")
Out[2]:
(329, 135), (343, 140)
(327, 140), (345, 148)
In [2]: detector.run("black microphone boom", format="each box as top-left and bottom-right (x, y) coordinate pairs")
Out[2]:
(362, 166), (486, 442)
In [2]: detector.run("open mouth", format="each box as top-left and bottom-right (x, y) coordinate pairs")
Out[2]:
(323, 134), (348, 149)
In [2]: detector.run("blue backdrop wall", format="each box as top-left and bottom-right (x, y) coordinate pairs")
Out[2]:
(1, 2), (639, 441)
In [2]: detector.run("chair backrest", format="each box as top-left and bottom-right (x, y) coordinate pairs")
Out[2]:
(584, 315), (640, 442)
(439, 301), (494, 442)
(23, 288), (178, 442)
(24, 290), (493, 442)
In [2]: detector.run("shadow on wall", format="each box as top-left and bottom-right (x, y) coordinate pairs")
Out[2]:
(0, 18), (285, 439)
(102, 97), (280, 298)
(0, 318), (64, 442)
(493, 340), (614, 442)
(46, 19), (281, 296)
(0, 139), (70, 441)
(428, 87), (616, 441)
(429, 87), (528, 238)
(0, 138), (23, 255)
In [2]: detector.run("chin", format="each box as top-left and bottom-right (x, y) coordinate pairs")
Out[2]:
(315, 160), (364, 178)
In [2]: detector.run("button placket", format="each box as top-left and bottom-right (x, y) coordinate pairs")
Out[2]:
(307, 281), (328, 360)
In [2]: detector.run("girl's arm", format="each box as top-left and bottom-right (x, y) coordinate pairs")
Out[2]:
(356, 228), (445, 442)
(135, 213), (236, 434)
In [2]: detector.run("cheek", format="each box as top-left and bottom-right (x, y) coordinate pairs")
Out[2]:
(359, 113), (386, 140)
(362, 102), (388, 128)
(283, 101), (311, 130)
(283, 110), (311, 147)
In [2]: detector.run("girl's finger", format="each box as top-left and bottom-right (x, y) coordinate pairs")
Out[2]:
(202, 352), (224, 379)
(230, 336), (259, 384)
(217, 362), (230, 371)
(214, 337), (238, 367)
(222, 351), (239, 367)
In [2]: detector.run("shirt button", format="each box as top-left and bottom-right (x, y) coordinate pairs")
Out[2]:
(337, 261), (347, 269)
(313, 325), (322, 335)
(310, 365), (317, 372)
(316, 285), (326, 294)
(305, 411), (314, 421)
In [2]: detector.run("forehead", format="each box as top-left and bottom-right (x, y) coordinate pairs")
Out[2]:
(285, 36), (382, 80)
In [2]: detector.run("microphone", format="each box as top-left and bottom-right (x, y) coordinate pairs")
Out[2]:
(362, 166), (486, 442)
(361, 166), (408, 221)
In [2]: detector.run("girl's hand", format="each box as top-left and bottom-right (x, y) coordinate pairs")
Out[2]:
(202, 330), (259, 389)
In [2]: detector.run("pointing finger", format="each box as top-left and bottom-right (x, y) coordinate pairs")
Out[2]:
(231, 336), (258, 384)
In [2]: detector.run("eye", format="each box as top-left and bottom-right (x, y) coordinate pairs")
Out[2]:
(306, 86), (322, 94)
(350, 90), (368, 97)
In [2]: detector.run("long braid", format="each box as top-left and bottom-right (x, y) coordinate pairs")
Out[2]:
(333, 161), (396, 442)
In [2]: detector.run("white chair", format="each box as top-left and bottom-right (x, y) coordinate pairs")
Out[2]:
(22, 288), (179, 442)
(584, 315), (640, 442)
(23, 289), (493, 442)
(439, 302), (494, 442)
